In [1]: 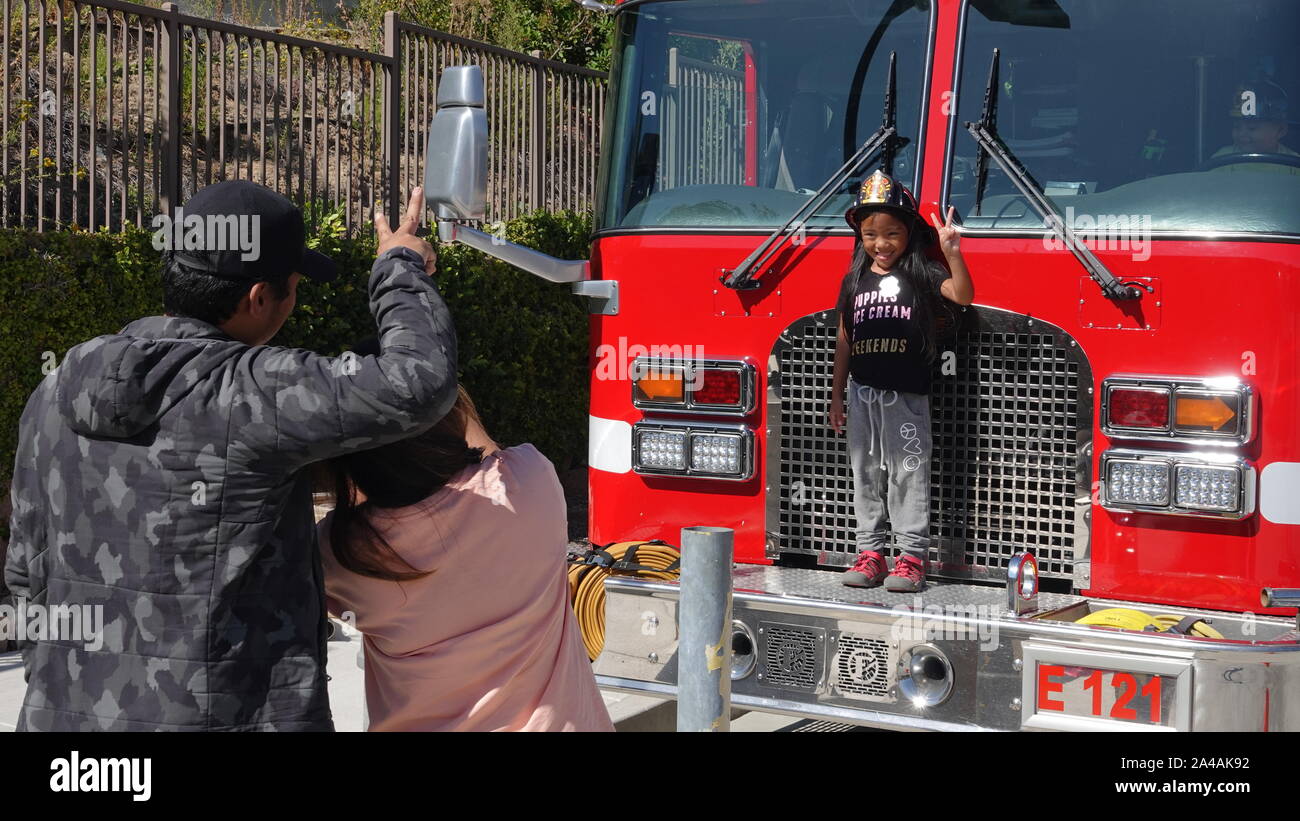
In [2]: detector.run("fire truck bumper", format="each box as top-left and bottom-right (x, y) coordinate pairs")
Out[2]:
(593, 566), (1300, 732)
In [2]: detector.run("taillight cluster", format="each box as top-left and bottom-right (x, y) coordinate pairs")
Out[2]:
(631, 359), (755, 414)
(1100, 376), (1256, 519)
(630, 358), (756, 481)
(1103, 376), (1252, 444)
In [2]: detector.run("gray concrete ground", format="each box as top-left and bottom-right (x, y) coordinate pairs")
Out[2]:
(0, 620), (814, 732)
(1, 493), (811, 733)
(0, 651), (23, 732)
(0, 642), (378, 733)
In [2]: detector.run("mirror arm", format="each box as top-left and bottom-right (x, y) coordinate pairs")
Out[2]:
(437, 220), (590, 284)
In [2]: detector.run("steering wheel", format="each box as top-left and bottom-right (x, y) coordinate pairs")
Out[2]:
(1199, 152), (1300, 171)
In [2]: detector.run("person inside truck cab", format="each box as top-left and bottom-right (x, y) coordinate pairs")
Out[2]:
(768, 58), (845, 193)
(1209, 79), (1299, 175)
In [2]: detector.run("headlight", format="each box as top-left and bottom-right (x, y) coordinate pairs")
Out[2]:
(632, 422), (754, 481)
(1101, 449), (1255, 520)
(635, 428), (688, 471)
(690, 432), (743, 474)
(1106, 459), (1171, 507)
(1174, 464), (1241, 512)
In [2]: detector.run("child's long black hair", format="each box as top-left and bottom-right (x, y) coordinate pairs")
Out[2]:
(847, 214), (940, 364)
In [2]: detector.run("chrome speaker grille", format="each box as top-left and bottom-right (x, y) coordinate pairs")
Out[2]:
(759, 623), (824, 691)
(767, 307), (1091, 582)
(832, 633), (892, 699)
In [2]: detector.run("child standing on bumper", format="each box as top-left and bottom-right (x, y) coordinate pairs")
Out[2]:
(829, 170), (974, 592)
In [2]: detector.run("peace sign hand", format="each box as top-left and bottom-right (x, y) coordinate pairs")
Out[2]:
(376, 187), (438, 275)
(928, 205), (962, 257)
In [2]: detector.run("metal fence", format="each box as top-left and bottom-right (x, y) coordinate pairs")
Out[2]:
(661, 49), (745, 190)
(397, 24), (606, 223)
(0, 0), (607, 234)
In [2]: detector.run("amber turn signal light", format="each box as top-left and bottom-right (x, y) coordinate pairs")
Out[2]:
(1173, 391), (1239, 435)
(633, 369), (686, 404)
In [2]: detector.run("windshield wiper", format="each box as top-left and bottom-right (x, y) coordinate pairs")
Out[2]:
(722, 52), (906, 291)
(965, 49), (1142, 301)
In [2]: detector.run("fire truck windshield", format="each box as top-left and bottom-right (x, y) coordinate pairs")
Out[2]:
(949, 0), (1300, 236)
(597, 0), (933, 232)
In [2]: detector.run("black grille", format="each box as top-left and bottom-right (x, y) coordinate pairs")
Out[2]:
(770, 307), (1090, 582)
(759, 624), (823, 690)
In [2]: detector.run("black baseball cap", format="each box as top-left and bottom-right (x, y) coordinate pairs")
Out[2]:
(166, 181), (338, 283)
(1228, 79), (1292, 124)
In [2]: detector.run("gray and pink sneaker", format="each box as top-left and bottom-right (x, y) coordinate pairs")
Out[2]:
(884, 554), (927, 592)
(842, 550), (889, 588)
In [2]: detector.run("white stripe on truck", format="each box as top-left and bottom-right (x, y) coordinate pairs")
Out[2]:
(1260, 462), (1300, 524)
(589, 415), (632, 474)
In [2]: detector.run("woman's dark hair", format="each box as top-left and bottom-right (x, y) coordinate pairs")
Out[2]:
(848, 212), (940, 364)
(324, 385), (487, 581)
(161, 252), (292, 326)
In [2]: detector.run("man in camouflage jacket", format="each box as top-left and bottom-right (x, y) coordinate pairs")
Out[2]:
(4, 182), (456, 730)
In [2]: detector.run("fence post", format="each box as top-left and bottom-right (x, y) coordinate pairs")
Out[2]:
(159, 3), (183, 215)
(530, 51), (544, 214)
(382, 11), (402, 226)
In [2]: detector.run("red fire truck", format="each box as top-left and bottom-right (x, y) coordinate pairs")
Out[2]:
(425, 0), (1300, 730)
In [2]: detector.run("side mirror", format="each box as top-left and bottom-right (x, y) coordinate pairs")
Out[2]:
(418, 63), (602, 308)
(423, 65), (488, 221)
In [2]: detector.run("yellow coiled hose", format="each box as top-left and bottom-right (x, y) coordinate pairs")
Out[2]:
(568, 540), (682, 661)
(1075, 607), (1224, 638)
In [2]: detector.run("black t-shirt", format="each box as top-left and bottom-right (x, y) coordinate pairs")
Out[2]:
(837, 260), (950, 395)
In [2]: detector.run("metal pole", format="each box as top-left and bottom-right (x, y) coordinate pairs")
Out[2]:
(1194, 56), (1207, 167)
(530, 51), (544, 214)
(159, 3), (182, 217)
(677, 526), (733, 732)
(382, 11), (401, 226)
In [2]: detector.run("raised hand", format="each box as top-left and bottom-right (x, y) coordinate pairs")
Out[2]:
(928, 205), (961, 258)
(376, 187), (438, 275)
(931, 203), (976, 305)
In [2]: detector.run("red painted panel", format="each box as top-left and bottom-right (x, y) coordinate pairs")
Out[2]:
(583, 0), (1300, 614)
(585, 229), (1300, 612)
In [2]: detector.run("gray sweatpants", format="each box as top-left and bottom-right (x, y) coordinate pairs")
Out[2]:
(846, 377), (932, 561)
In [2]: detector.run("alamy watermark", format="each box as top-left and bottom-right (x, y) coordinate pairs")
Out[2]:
(1043, 207), (1153, 262)
(888, 597), (1001, 651)
(594, 337), (707, 387)
(50, 751), (151, 802)
(150, 208), (261, 261)
(0, 599), (104, 651)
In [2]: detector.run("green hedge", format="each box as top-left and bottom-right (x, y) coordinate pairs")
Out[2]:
(0, 212), (592, 536)
(287, 210), (592, 473)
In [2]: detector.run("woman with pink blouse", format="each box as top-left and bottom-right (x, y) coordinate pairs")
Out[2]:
(318, 384), (613, 732)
